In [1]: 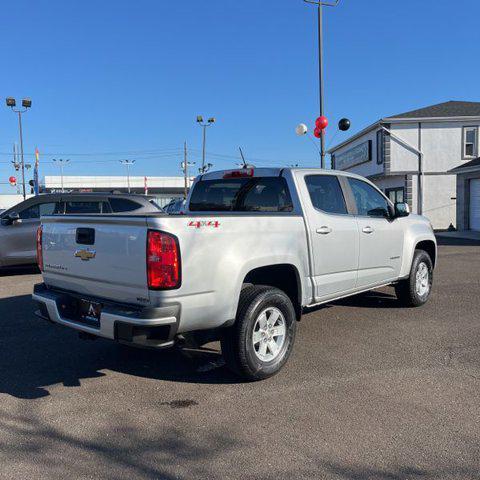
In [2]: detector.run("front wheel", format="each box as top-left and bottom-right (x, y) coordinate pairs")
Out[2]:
(395, 249), (433, 307)
(221, 285), (297, 381)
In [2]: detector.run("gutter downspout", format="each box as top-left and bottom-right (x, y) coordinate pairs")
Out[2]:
(379, 124), (424, 215)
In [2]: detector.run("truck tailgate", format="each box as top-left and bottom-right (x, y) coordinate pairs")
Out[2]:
(41, 216), (151, 306)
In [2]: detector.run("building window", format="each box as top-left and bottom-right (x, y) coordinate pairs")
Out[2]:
(385, 187), (404, 204)
(463, 126), (478, 159)
(376, 130), (384, 164)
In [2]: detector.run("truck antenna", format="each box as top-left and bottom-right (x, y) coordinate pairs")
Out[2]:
(239, 147), (248, 169)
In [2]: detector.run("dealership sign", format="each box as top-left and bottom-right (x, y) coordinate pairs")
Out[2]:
(333, 140), (372, 170)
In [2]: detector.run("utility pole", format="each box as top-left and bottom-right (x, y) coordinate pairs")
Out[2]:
(184, 142), (188, 198)
(120, 160), (135, 193)
(53, 159), (70, 192)
(303, 0), (340, 168)
(12, 143), (19, 171)
(196, 116), (216, 173)
(18, 110), (26, 198)
(6, 97), (32, 199)
(182, 142), (195, 198)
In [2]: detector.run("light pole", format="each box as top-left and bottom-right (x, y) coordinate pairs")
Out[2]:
(53, 159), (70, 192)
(182, 142), (196, 198)
(196, 116), (216, 174)
(6, 97), (32, 199)
(120, 160), (135, 193)
(303, 0), (340, 168)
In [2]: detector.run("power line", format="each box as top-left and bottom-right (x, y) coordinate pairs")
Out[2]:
(0, 147), (184, 157)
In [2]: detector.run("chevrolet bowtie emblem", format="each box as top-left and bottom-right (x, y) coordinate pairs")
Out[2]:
(74, 249), (96, 261)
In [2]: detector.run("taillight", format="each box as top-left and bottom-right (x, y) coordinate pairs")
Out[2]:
(147, 230), (181, 289)
(223, 168), (254, 179)
(36, 226), (43, 272)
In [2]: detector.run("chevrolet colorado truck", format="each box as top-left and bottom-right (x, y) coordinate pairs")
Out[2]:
(32, 168), (436, 380)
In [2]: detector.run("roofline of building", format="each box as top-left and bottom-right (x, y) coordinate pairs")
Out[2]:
(327, 120), (382, 154)
(385, 115), (480, 123)
(449, 165), (480, 175)
(328, 115), (480, 154)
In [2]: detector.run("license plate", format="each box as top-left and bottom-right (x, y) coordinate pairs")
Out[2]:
(78, 299), (102, 327)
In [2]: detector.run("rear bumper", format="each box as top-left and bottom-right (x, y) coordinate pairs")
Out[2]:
(32, 283), (179, 348)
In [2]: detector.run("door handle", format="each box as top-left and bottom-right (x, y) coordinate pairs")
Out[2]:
(362, 226), (374, 234)
(316, 226), (332, 235)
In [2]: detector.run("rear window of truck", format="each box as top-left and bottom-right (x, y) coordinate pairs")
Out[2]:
(189, 177), (293, 212)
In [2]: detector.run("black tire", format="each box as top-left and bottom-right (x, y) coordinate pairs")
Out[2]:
(221, 285), (297, 381)
(395, 249), (433, 307)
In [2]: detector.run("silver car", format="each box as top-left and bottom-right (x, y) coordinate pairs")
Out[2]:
(0, 193), (162, 268)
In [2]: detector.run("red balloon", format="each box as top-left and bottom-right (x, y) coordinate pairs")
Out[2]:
(9, 176), (16, 183)
(313, 127), (322, 138)
(315, 116), (329, 130)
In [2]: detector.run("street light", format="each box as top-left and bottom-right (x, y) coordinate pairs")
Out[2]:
(52, 159), (70, 192)
(120, 160), (135, 193)
(6, 97), (32, 199)
(196, 115), (216, 174)
(303, 0), (341, 168)
(181, 141), (196, 198)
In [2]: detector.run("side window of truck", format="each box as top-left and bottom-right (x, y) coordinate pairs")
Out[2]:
(347, 178), (390, 218)
(305, 175), (348, 215)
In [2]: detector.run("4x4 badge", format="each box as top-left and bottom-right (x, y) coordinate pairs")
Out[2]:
(74, 249), (96, 261)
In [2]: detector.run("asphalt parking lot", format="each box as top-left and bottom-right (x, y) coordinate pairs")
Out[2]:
(1, 239), (479, 480)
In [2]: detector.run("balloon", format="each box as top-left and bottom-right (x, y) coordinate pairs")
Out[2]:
(295, 123), (308, 136)
(9, 176), (16, 184)
(315, 116), (328, 130)
(313, 127), (322, 139)
(338, 118), (351, 131)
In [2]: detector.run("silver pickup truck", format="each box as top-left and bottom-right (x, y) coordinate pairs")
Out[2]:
(33, 168), (436, 380)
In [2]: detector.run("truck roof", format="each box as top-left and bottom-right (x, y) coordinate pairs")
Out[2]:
(200, 167), (369, 181)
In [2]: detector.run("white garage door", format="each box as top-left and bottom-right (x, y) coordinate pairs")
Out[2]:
(470, 179), (480, 231)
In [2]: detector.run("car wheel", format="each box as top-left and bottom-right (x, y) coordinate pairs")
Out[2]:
(221, 285), (297, 381)
(395, 249), (433, 307)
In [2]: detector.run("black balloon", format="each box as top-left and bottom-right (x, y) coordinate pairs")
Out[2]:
(338, 118), (351, 131)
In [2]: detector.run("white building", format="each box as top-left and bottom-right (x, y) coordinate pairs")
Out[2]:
(40, 175), (189, 207)
(450, 157), (480, 232)
(328, 101), (480, 230)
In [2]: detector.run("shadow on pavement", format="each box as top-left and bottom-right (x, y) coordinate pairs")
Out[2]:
(330, 290), (402, 309)
(0, 265), (39, 277)
(435, 236), (480, 246)
(0, 408), (241, 480)
(305, 461), (480, 480)
(304, 289), (400, 313)
(0, 294), (240, 400)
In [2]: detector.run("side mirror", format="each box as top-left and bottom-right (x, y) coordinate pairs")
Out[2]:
(394, 202), (410, 218)
(1, 211), (21, 225)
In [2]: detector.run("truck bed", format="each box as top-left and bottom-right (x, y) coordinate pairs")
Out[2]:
(40, 213), (311, 333)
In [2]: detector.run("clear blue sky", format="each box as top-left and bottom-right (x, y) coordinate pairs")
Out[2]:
(0, 0), (479, 192)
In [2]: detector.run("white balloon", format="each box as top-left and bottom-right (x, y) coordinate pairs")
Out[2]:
(295, 123), (308, 136)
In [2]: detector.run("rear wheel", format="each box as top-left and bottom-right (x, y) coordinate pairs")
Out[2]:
(395, 249), (433, 307)
(221, 285), (296, 381)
